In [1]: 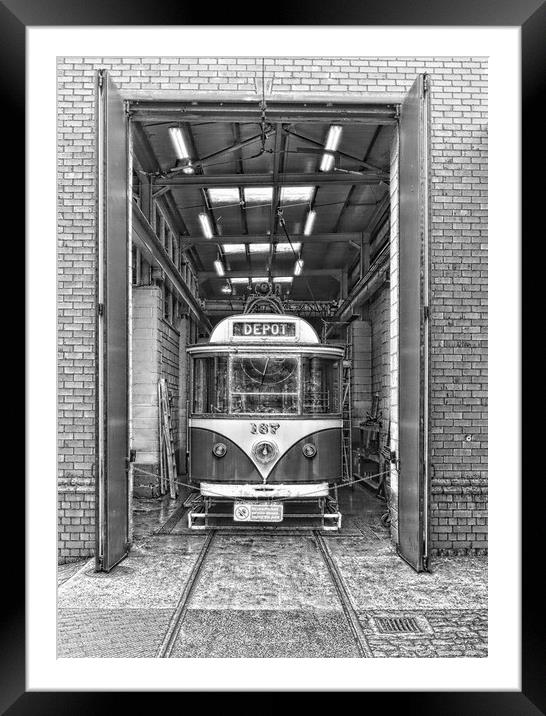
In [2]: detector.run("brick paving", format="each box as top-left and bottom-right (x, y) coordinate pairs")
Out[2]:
(57, 608), (174, 658)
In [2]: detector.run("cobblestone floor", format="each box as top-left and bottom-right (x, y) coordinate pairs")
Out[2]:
(57, 487), (487, 658)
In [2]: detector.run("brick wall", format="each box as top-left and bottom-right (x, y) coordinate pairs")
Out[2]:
(370, 284), (391, 435)
(131, 285), (181, 497)
(351, 319), (372, 427)
(58, 55), (487, 560)
(132, 286), (161, 495)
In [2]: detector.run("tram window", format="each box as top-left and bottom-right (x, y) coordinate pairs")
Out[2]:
(193, 356), (228, 414)
(230, 355), (299, 414)
(302, 357), (341, 414)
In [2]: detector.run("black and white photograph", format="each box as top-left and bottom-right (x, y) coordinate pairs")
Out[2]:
(54, 50), (489, 660)
(19, 14), (534, 701)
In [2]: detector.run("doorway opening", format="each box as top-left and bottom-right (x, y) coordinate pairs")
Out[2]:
(96, 75), (430, 572)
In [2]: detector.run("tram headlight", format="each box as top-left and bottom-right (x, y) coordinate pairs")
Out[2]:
(252, 440), (278, 465)
(302, 443), (317, 458)
(212, 442), (227, 458)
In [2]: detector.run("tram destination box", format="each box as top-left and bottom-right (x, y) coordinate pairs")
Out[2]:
(232, 321), (295, 338)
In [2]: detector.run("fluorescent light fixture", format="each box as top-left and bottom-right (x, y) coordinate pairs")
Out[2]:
(249, 243), (270, 253)
(325, 125), (342, 152)
(198, 213), (213, 239)
(280, 186), (314, 203)
(273, 276), (293, 283)
(294, 259), (304, 276)
(222, 243), (246, 254)
(221, 284), (232, 294)
(208, 188), (240, 205)
(231, 277), (249, 284)
(320, 125), (342, 172)
(214, 259), (225, 277)
(244, 187), (273, 203)
(320, 153), (335, 172)
(251, 276), (268, 283)
(169, 127), (190, 160)
(275, 242), (301, 253)
(304, 210), (316, 236)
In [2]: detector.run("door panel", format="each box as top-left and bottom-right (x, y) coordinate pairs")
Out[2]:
(96, 70), (130, 571)
(397, 74), (430, 572)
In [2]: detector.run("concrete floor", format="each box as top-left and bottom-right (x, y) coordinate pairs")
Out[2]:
(57, 484), (487, 658)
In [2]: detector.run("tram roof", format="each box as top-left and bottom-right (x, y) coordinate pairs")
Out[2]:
(207, 313), (320, 344)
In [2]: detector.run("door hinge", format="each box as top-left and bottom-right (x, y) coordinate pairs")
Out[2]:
(423, 75), (430, 94)
(423, 305), (430, 321)
(98, 71), (104, 89)
(98, 302), (104, 316)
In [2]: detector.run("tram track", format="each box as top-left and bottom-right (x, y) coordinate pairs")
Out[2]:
(156, 529), (216, 658)
(155, 527), (372, 658)
(313, 530), (374, 658)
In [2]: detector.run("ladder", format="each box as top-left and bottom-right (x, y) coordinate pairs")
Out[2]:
(158, 378), (178, 499)
(341, 327), (353, 484)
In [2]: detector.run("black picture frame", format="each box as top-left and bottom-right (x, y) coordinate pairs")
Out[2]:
(10, 0), (542, 711)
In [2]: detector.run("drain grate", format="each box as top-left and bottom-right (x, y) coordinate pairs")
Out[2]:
(374, 616), (422, 634)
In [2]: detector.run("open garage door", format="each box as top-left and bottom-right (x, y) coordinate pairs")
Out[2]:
(398, 74), (431, 572)
(95, 70), (130, 571)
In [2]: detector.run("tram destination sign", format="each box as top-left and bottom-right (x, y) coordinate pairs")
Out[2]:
(232, 321), (295, 338)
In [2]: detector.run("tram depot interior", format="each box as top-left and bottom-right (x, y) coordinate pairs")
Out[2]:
(128, 105), (396, 539)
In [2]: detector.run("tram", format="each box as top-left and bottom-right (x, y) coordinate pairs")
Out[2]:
(186, 288), (345, 529)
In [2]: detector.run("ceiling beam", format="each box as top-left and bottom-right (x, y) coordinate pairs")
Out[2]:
(199, 268), (342, 281)
(132, 122), (160, 173)
(202, 299), (339, 317)
(129, 101), (398, 124)
(155, 173), (383, 187)
(182, 232), (362, 245)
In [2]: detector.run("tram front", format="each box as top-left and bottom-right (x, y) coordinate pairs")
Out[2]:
(187, 313), (344, 528)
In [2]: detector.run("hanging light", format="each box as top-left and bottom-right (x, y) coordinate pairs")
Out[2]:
(294, 259), (304, 276)
(214, 258), (225, 277)
(198, 213), (213, 239)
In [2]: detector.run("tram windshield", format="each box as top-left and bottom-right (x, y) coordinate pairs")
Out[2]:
(192, 354), (340, 415)
(231, 355), (299, 414)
